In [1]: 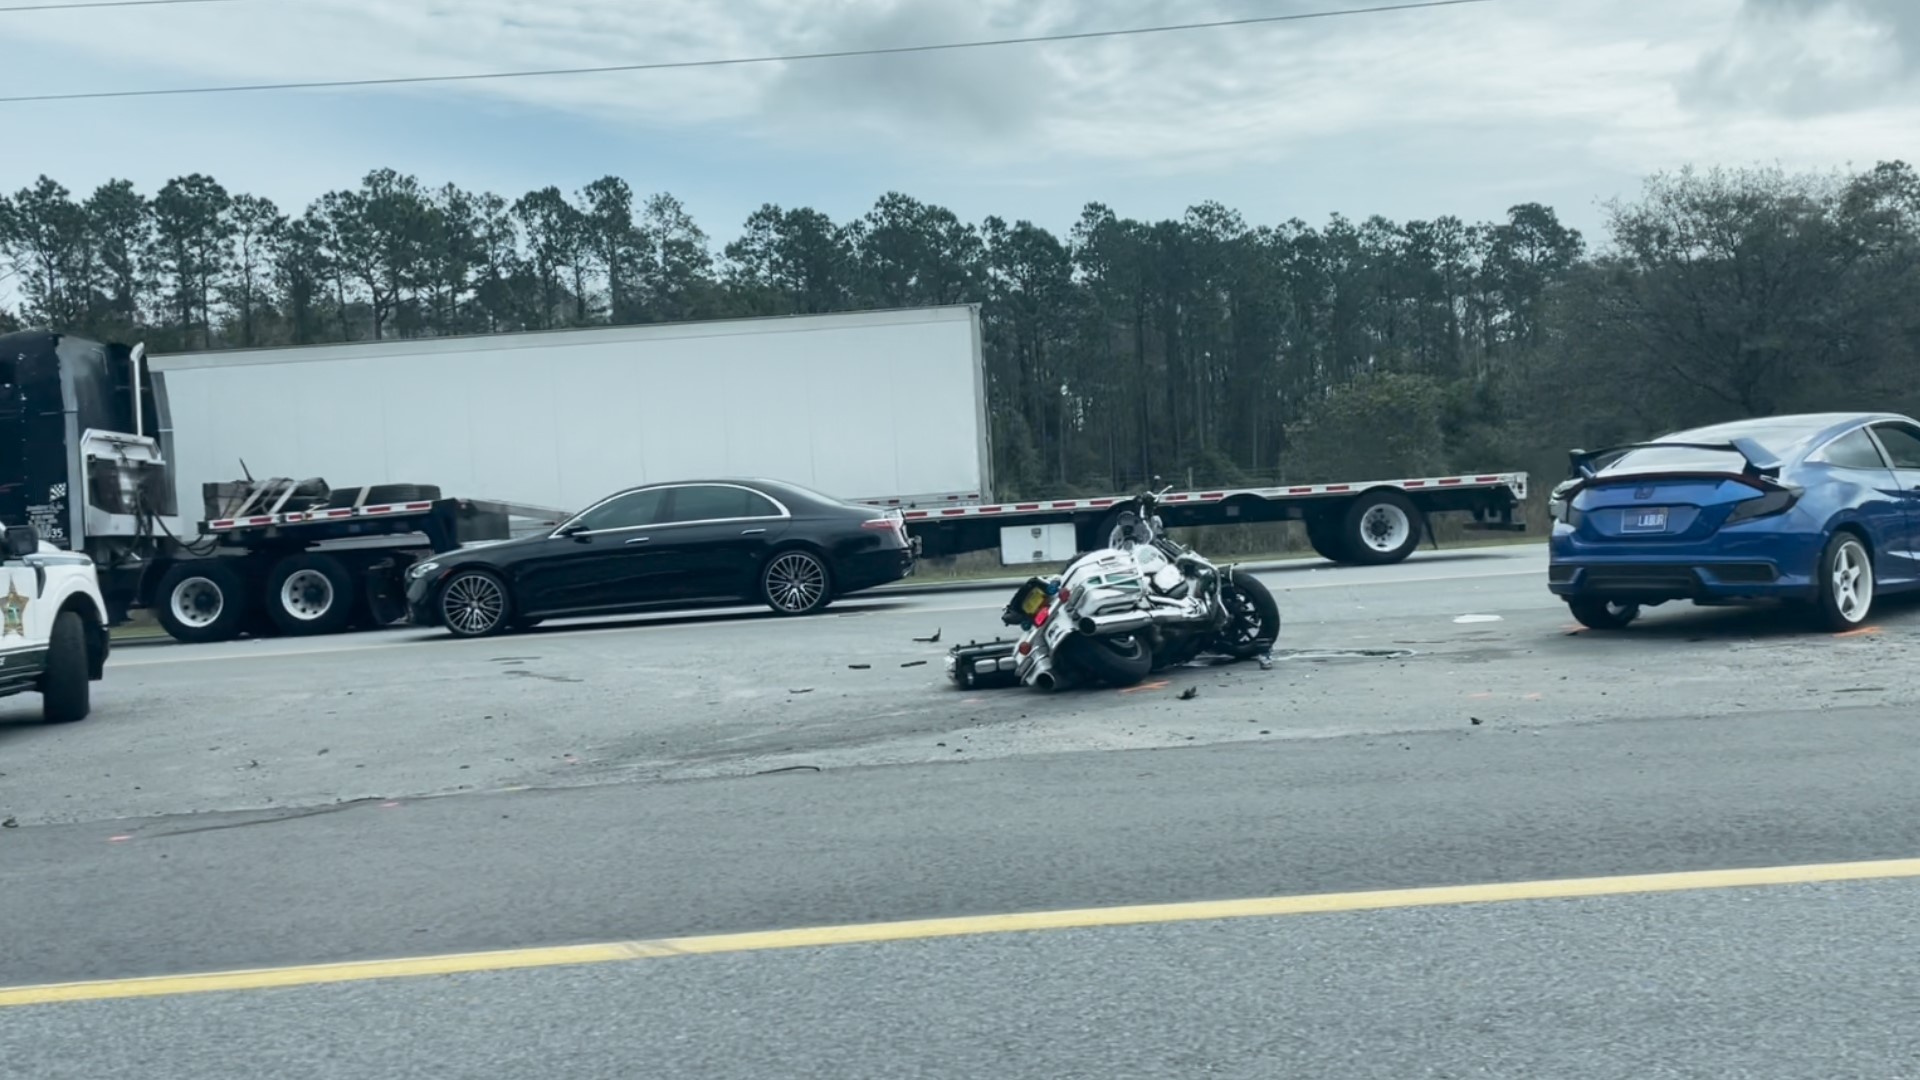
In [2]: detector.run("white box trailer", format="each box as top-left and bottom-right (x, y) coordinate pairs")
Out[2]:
(147, 303), (993, 529)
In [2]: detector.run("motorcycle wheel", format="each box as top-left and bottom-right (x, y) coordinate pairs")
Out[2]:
(1215, 572), (1281, 659)
(1059, 633), (1154, 688)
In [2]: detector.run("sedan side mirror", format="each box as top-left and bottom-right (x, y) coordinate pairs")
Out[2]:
(558, 521), (591, 541)
(3, 524), (39, 559)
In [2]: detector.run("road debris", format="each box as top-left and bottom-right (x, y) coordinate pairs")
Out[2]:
(913, 629), (942, 643)
(848, 663), (872, 670)
(900, 660), (928, 668)
(1178, 687), (1199, 700)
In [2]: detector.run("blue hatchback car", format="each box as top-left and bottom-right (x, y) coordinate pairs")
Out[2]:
(1548, 412), (1920, 631)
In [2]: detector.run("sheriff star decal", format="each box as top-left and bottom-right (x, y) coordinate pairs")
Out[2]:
(1, 581), (27, 638)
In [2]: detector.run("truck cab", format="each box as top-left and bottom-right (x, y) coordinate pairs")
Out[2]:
(0, 330), (169, 625)
(0, 521), (110, 723)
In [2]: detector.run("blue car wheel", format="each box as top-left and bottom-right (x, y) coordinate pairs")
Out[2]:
(1814, 532), (1875, 631)
(1569, 597), (1640, 630)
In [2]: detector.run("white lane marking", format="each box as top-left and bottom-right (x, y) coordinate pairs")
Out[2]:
(110, 567), (1543, 667)
(1454, 614), (1505, 624)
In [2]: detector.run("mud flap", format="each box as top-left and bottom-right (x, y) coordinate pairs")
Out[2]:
(946, 638), (1022, 690)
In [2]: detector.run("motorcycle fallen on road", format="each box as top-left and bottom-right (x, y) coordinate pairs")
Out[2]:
(946, 485), (1281, 691)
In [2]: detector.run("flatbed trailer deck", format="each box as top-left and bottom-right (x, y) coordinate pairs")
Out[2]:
(873, 472), (1531, 565)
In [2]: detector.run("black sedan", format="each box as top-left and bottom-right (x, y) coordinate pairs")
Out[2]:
(404, 478), (917, 638)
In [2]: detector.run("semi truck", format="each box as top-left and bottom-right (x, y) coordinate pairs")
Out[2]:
(0, 302), (1527, 645)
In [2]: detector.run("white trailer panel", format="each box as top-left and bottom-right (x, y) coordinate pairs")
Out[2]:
(147, 306), (991, 522)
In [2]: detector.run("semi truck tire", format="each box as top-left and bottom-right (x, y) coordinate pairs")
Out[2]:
(1304, 514), (1353, 563)
(40, 611), (92, 724)
(1341, 490), (1424, 566)
(353, 561), (411, 629)
(265, 553), (358, 636)
(154, 561), (251, 644)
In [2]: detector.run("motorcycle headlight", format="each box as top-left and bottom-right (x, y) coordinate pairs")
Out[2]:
(408, 560), (442, 581)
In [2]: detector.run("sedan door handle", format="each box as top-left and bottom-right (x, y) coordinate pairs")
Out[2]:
(624, 536), (650, 544)
(741, 528), (767, 535)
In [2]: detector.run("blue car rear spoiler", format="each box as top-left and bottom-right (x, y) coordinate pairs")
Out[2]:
(1567, 438), (1784, 482)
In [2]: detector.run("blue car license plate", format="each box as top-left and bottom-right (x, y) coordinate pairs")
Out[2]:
(1622, 508), (1668, 533)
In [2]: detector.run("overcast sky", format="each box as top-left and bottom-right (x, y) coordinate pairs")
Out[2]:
(3, 0), (1914, 245)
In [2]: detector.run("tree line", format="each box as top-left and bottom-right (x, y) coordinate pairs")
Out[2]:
(4, 161), (1916, 502)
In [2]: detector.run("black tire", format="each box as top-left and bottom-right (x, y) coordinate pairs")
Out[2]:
(438, 569), (512, 638)
(761, 548), (834, 616)
(1304, 515), (1351, 563)
(40, 610), (91, 724)
(1814, 531), (1875, 632)
(265, 553), (358, 636)
(1568, 597), (1640, 630)
(1059, 633), (1154, 688)
(1216, 571), (1281, 658)
(153, 561), (250, 644)
(356, 565), (411, 629)
(1341, 490), (1424, 566)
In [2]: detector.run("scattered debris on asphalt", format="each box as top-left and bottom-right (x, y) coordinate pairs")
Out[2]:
(1178, 687), (1199, 700)
(789, 687), (814, 694)
(1, 817), (16, 829)
(848, 663), (872, 670)
(901, 660), (928, 668)
(914, 629), (942, 643)
(1471, 717), (1484, 726)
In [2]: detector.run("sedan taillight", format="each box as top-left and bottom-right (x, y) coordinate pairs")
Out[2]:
(862, 516), (908, 544)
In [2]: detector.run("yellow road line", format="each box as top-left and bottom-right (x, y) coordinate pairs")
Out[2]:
(6, 856), (1919, 1008)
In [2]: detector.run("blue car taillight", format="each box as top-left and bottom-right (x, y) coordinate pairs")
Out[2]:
(1724, 483), (1802, 524)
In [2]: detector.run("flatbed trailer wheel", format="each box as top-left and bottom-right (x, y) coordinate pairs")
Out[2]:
(1341, 490), (1424, 566)
(1304, 514), (1352, 563)
(266, 552), (357, 636)
(153, 561), (251, 644)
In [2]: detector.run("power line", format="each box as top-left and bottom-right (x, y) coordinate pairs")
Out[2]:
(0, 0), (1494, 104)
(0, 0), (244, 12)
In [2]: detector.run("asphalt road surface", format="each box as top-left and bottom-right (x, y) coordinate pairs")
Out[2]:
(6, 542), (1920, 1078)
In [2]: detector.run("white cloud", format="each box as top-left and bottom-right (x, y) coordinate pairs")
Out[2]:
(1, 0), (1916, 236)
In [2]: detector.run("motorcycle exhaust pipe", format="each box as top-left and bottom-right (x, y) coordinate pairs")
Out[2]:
(1034, 666), (1076, 692)
(1076, 610), (1153, 637)
(1027, 651), (1074, 692)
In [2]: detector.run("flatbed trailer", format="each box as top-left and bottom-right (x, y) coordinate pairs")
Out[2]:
(137, 476), (559, 643)
(874, 471), (1531, 565)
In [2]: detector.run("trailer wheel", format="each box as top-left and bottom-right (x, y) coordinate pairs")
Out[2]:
(1304, 514), (1352, 564)
(265, 553), (357, 636)
(356, 563), (411, 629)
(1341, 490), (1424, 566)
(154, 561), (250, 644)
